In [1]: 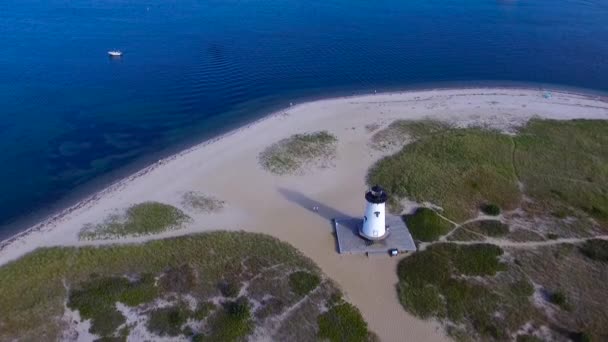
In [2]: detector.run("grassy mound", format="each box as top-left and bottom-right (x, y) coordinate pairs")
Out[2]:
(259, 131), (337, 175)
(404, 207), (453, 242)
(0, 232), (373, 341)
(79, 202), (189, 240)
(368, 128), (520, 221)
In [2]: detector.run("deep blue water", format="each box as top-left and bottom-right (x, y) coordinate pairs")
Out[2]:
(1, 0), (607, 237)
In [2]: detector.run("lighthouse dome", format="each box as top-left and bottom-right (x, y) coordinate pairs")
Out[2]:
(365, 185), (388, 204)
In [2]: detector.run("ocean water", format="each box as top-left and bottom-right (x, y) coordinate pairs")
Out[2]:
(0, 0), (607, 237)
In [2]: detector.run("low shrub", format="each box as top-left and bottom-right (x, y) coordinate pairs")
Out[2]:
(289, 271), (321, 296)
(147, 304), (190, 336)
(404, 208), (452, 242)
(219, 281), (241, 298)
(549, 291), (569, 310)
(201, 297), (253, 342)
(482, 204), (501, 216)
(318, 302), (369, 342)
(579, 239), (608, 262)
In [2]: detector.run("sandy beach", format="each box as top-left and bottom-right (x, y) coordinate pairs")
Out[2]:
(1, 88), (608, 341)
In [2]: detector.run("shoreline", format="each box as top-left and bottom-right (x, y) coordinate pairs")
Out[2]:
(1, 85), (606, 252)
(1, 86), (607, 341)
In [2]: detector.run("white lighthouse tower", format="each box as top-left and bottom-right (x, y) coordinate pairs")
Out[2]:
(360, 185), (389, 240)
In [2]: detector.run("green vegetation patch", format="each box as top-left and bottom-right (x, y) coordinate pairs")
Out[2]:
(510, 243), (608, 341)
(289, 271), (321, 296)
(317, 302), (369, 342)
(454, 220), (509, 241)
(397, 244), (521, 338)
(68, 274), (158, 336)
(79, 202), (189, 240)
(371, 119), (450, 150)
(548, 291), (570, 311)
(0, 232), (336, 341)
(259, 131), (337, 175)
(481, 203), (501, 216)
(196, 297), (253, 342)
(369, 119), (608, 226)
(147, 303), (192, 336)
(368, 128), (520, 221)
(514, 119), (608, 224)
(181, 191), (225, 213)
(579, 239), (608, 262)
(404, 207), (453, 241)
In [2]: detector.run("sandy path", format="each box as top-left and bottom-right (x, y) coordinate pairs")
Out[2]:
(1, 88), (608, 341)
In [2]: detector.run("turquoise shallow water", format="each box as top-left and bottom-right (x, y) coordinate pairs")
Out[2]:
(0, 0), (607, 237)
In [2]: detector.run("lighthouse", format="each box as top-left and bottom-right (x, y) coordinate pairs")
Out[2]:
(360, 185), (389, 240)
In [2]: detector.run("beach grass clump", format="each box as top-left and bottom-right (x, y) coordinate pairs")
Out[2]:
(289, 271), (321, 297)
(514, 119), (608, 225)
(317, 302), (370, 342)
(371, 119), (450, 150)
(0, 231), (363, 341)
(368, 128), (520, 222)
(79, 201), (189, 240)
(181, 191), (225, 213)
(404, 207), (453, 241)
(578, 239), (608, 262)
(147, 303), (192, 336)
(259, 131), (337, 175)
(397, 243), (520, 338)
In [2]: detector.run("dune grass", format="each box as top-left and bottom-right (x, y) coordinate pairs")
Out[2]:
(259, 131), (337, 175)
(396, 243), (536, 339)
(79, 202), (189, 240)
(404, 207), (453, 242)
(514, 119), (608, 224)
(368, 128), (520, 221)
(1, 231), (371, 341)
(368, 119), (608, 226)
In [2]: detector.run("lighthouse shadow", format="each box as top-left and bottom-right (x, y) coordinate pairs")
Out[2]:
(277, 187), (356, 222)
(277, 187), (356, 253)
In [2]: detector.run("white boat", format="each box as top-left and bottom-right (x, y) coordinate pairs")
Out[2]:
(108, 50), (123, 57)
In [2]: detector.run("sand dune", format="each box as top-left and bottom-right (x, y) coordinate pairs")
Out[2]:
(1, 88), (607, 341)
